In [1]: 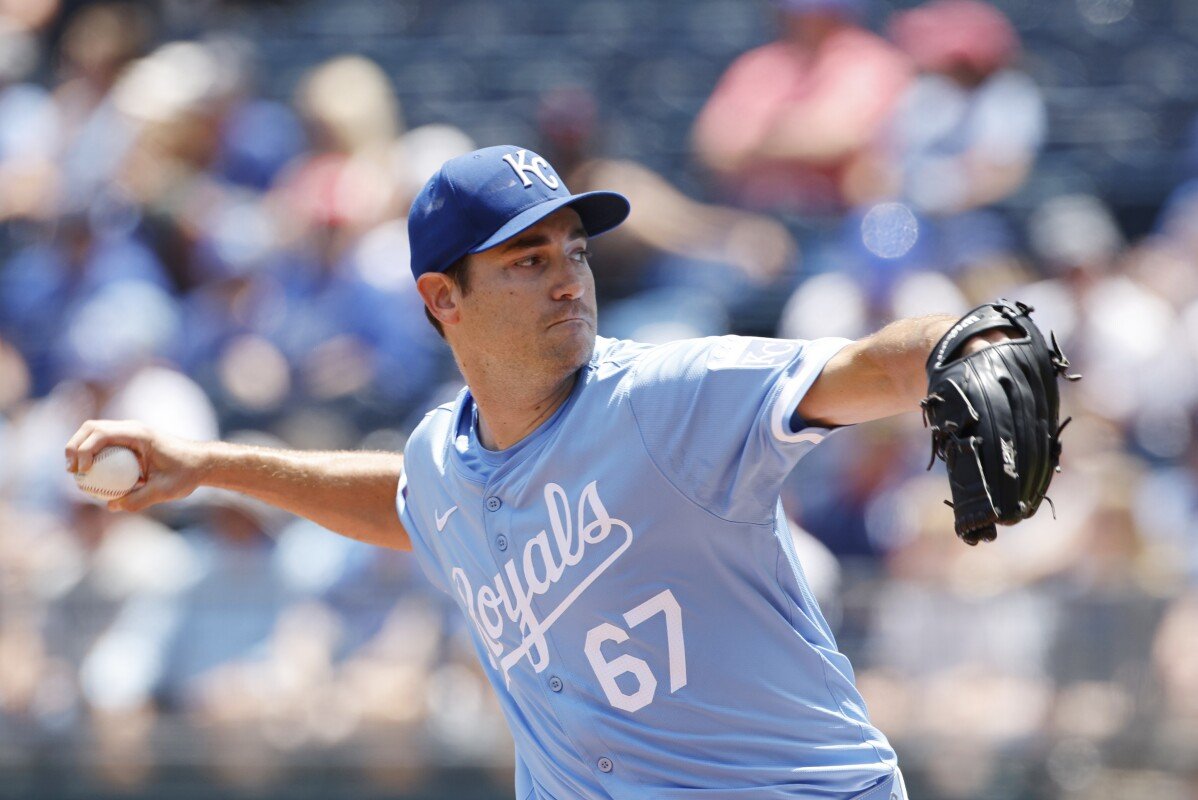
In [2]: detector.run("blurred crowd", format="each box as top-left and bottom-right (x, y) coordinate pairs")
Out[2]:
(1, 0), (1197, 798)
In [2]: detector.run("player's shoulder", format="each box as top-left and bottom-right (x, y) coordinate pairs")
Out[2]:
(402, 389), (464, 472)
(589, 335), (656, 373)
(591, 334), (779, 406)
(571, 336), (709, 410)
(624, 334), (802, 384)
(588, 334), (729, 388)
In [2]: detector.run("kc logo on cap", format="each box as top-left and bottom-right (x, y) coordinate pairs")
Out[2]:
(407, 144), (630, 280)
(502, 149), (560, 190)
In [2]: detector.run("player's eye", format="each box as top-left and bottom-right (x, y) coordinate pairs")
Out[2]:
(512, 255), (541, 268)
(571, 249), (592, 264)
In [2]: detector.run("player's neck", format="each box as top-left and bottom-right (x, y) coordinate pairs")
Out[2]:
(470, 372), (578, 451)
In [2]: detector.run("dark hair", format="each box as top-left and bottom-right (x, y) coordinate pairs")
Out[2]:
(424, 256), (472, 339)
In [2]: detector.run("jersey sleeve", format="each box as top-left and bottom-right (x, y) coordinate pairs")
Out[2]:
(627, 335), (852, 523)
(396, 434), (452, 596)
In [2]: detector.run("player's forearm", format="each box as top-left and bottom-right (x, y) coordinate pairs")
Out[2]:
(200, 443), (410, 550)
(799, 315), (954, 426)
(860, 313), (1012, 408)
(860, 315), (956, 411)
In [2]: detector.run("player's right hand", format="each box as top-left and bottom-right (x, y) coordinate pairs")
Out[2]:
(65, 420), (207, 513)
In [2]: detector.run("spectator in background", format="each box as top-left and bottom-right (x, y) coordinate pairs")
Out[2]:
(783, 419), (915, 558)
(1144, 115), (1198, 312)
(1152, 587), (1198, 754)
(691, 0), (911, 216)
(774, 0), (1046, 326)
(1022, 191), (1198, 453)
(884, 0), (1046, 217)
(163, 493), (285, 713)
(280, 55), (406, 260)
(538, 84), (798, 339)
(0, 212), (173, 394)
(256, 56), (447, 431)
(0, 9), (59, 226)
(111, 37), (264, 294)
(0, 499), (82, 733)
(51, 3), (150, 209)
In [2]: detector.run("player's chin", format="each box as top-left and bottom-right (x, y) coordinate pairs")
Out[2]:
(546, 320), (595, 364)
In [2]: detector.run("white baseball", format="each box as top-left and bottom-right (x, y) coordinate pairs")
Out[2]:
(75, 446), (142, 500)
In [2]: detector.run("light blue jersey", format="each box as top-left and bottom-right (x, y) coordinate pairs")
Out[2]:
(397, 335), (899, 799)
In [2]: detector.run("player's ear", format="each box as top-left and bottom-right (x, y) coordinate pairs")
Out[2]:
(417, 272), (463, 329)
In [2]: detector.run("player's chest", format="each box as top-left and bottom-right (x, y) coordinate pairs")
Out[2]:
(432, 451), (667, 670)
(436, 466), (645, 602)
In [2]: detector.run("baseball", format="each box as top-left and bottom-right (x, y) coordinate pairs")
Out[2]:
(74, 446), (142, 501)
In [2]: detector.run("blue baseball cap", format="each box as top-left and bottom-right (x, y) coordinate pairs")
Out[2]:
(408, 145), (630, 279)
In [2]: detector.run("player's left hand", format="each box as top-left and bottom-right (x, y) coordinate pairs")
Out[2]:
(921, 299), (1081, 545)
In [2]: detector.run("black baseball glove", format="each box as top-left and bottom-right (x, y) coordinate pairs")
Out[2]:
(921, 299), (1080, 545)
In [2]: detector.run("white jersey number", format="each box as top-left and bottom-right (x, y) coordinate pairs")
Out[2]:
(583, 589), (688, 713)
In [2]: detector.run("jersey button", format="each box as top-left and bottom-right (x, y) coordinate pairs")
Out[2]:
(548, 676), (563, 692)
(485, 496), (502, 512)
(496, 534), (509, 551)
(597, 757), (613, 773)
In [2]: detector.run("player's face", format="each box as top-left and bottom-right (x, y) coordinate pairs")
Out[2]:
(455, 207), (597, 377)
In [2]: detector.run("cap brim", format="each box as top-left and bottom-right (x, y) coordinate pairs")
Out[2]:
(469, 190), (630, 255)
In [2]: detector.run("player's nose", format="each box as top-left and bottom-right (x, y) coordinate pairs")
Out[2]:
(550, 257), (586, 302)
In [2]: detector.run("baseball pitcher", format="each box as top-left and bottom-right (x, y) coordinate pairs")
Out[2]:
(66, 146), (1074, 799)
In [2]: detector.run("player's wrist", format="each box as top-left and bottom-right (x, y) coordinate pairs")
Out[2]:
(186, 438), (227, 489)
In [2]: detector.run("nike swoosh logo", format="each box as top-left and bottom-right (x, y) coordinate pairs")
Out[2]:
(435, 506), (459, 532)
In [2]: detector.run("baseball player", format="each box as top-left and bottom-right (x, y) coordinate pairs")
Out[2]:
(67, 145), (1070, 799)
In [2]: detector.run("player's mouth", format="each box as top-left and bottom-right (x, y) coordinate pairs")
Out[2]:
(548, 315), (591, 330)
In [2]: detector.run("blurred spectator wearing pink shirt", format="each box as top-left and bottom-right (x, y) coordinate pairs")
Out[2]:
(692, 0), (912, 216)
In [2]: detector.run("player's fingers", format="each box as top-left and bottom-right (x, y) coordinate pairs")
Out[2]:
(71, 426), (151, 475)
(961, 329), (1016, 356)
(73, 429), (110, 475)
(64, 420), (97, 472)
